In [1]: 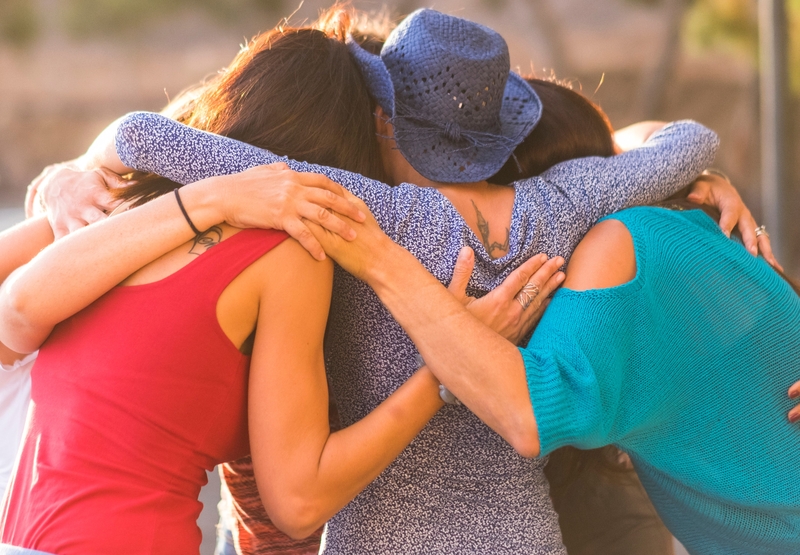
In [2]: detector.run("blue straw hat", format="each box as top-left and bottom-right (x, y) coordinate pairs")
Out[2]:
(348, 9), (542, 183)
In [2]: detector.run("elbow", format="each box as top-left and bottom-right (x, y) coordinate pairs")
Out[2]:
(115, 112), (159, 170)
(266, 496), (326, 541)
(507, 431), (541, 459)
(0, 287), (45, 354)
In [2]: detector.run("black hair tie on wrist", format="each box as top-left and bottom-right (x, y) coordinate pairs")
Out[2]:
(174, 188), (202, 236)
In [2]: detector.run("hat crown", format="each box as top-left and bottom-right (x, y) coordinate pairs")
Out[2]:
(381, 9), (510, 133)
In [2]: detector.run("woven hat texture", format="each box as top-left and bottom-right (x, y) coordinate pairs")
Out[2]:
(348, 9), (542, 183)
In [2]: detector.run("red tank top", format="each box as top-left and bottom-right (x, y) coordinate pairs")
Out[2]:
(1, 229), (288, 555)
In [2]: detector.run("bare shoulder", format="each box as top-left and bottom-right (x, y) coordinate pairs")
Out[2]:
(563, 219), (636, 291)
(255, 238), (334, 293)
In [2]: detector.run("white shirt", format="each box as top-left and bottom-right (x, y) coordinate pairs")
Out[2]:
(0, 352), (35, 501)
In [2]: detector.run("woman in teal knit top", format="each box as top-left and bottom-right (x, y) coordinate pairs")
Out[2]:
(307, 139), (800, 552)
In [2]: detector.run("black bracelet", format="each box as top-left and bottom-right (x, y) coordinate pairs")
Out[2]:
(174, 188), (202, 236)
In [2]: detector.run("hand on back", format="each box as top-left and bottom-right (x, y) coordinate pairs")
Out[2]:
(447, 247), (564, 345)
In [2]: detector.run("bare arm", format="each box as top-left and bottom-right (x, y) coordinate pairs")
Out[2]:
(0, 166), (363, 354)
(0, 216), (54, 364)
(248, 241), (443, 539)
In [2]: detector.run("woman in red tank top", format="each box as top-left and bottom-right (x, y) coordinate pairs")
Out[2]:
(0, 11), (554, 555)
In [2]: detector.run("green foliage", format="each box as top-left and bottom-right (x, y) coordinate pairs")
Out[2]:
(684, 0), (758, 61)
(0, 0), (39, 46)
(60, 0), (282, 38)
(627, 0), (800, 95)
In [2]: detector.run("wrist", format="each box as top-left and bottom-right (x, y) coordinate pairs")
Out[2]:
(364, 238), (410, 290)
(176, 177), (227, 231)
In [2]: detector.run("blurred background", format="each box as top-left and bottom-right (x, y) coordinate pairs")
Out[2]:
(0, 0), (797, 552)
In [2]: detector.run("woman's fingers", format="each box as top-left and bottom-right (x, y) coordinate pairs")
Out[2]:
(788, 381), (800, 423)
(283, 219), (326, 262)
(757, 232), (783, 271)
(297, 200), (356, 241)
(734, 208), (758, 256)
(301, 187), (365, 230)
(494, 253), (548, 301)
(447, 247), (475, 302)
(530, 256), (566, 298)
(294, 173), (366, 222)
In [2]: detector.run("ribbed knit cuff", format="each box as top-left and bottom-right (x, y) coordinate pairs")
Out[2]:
(520, 347), (605, 457)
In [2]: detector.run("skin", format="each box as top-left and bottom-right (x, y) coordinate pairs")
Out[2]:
(303, 193), (800, 456)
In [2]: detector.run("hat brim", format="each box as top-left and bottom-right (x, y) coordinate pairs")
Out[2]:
(393, 72), (542, 183)
(347, 36), (395, 117)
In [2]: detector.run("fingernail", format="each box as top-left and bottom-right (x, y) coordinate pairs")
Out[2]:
(789, 389), (800, 399)
(347, 230), (357, 240)
(790, 412), (800, 424)
(749, 246), (758, 256)
(556, 272), (565, 283)
(357, 211), (367, 221)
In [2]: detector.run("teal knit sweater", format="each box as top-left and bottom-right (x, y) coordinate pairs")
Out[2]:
(521, 207), (800, 555)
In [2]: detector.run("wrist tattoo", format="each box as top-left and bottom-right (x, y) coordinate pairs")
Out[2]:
(189, 226), (223, 255)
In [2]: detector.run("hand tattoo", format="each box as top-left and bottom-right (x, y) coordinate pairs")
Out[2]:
(471, 200), (509, 258)
(189, 226), (222, 255)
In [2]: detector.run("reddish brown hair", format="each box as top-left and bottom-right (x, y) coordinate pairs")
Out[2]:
(117, 7), (386, 206)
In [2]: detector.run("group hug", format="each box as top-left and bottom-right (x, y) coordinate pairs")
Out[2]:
(0, 5), (798, 555)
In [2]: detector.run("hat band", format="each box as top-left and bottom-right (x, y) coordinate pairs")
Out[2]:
(391, 110), (520, 155)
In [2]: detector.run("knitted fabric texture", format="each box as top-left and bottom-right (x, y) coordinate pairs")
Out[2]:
(347, 8), (542, 183)
(115, 112), (718, 554)
(522, 207), (800, 555)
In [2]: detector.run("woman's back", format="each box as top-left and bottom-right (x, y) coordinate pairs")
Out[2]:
(1, 228), (287, 555)
(523, 206), (800, 555)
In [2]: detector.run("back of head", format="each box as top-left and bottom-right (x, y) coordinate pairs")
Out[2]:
(490, 78), (615, 185)
(119, 6), (385, 206)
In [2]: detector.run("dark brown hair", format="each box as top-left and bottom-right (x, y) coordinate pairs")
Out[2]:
(117, 7), (386, 207)
(489, 78), (615, 185)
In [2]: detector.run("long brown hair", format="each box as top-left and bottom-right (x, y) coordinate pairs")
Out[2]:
(489, 78), (615, 185)
(117, 6), (386, 207)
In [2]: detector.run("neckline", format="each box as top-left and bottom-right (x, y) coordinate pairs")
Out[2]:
(424, 182), (524, 265)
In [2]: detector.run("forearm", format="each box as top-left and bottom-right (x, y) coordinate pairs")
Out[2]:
(547, 120), (719, 226)
(0, 216), (54, 283)
(367, 243), (539, 457)
(274, 368), (443, 538)
(0, 177), (228, 353)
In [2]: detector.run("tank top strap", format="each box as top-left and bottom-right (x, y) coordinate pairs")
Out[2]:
(180, 228), (289, 300)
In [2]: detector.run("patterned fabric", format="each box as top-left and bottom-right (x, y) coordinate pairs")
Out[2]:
(115, 112), (718, 554)
(221, 459), (322, 555)
(217, 400), (339, 555)
(522, 207), (800, 554)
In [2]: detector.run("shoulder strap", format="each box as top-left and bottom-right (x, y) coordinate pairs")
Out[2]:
(178, 228), (289, 300)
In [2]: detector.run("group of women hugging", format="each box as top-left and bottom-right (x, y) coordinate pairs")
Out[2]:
(0, 6), (798, 555)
